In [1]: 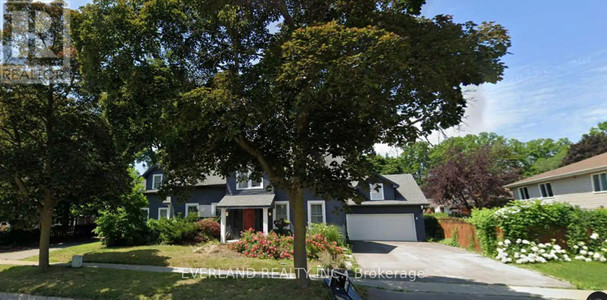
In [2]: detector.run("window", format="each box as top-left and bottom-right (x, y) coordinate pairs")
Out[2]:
(538, 183), (554, 198)
(518, 187), (530, 200)
(141, 208), (149, 221)
(273, 201), (290, 227)
(235, 171), (263, 190)
(593, 173), (607, 192)
(369, 183), (384, 200)
(158, 207), (169, 219)
(152, 174), (163, 190)
(307, 201), (326, 224)
(185, 203), (199, 218)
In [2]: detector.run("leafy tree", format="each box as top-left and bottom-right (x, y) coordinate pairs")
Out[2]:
(76, 0), (510, 287)
(561, 122), (607, 166)
(0, 4), (129, 270)
(510, 138), (571, 176)
(94, 169), (149, 247)
(368, 142), (431, 184)
(424, 146), (518, 210)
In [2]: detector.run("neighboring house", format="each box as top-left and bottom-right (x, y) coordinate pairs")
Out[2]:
(142, 165), (429, 243)
(505, 152), (607, 209)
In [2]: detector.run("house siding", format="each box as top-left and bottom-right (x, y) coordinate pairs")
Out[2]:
(147, 186), (226, 219)
(511, 173), (607, 209)
(144, 169), (427, 241)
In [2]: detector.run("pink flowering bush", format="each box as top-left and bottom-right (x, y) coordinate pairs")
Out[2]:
(232, 230), (294, 259)
(306, 233), (344, 258)
(232, 229), (344, 260)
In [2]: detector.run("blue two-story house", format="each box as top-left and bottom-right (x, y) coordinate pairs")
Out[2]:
(142, 165), (429, 243)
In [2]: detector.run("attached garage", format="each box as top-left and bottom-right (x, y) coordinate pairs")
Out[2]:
(346, 213), (417, 241)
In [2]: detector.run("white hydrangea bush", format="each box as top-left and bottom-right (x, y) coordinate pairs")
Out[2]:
(571, 232), (607, 262)
(495, 239), (570, 264)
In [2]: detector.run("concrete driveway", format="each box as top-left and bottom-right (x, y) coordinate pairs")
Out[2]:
(351, 241), (572, 288)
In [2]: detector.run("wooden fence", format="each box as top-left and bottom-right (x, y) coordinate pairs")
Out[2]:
(437, 218), (482, 252)
(432, 217), (570, 253)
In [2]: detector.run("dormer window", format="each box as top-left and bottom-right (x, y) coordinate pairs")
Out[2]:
(370, 183), (384, 200)
(236, 171), (263, 190)
(152, 174), (163, 190)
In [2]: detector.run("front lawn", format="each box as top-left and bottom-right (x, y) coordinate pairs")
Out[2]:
(520, 261), (607, 290)
(0, 265), (329, 299)
(25, 241), (318, 272)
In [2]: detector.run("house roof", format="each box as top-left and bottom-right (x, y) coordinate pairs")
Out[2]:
(216, 194), (275, 209)
(505, 152), (607, 188)
(194, 175), (226, 186)
(141, 164), (225, 187)
(347, 173), (429, 206)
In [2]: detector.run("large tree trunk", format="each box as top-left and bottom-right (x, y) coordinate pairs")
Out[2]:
(290, 186), (310, 288)
(38, 192), (53, 271)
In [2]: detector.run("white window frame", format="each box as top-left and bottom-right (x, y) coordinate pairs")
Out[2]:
(592, 172), (607, 193)
(158, 207), (170, 219)
(141, 208), (149, 221)
(185, 203), (199, 217)
(152, 174), (163, 190)
(538, 182), (554, 198)
(273, 201), (290, 228)
(307, 200), (326, 225)
(518, 187), (530, 200)
(235, 171), (263, 190)
(369, 183), (385, 200)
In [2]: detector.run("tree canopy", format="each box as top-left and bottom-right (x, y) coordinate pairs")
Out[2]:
(0, 3), (130, 270)
(75, 0), (510, 286)
(561, 121), (607, 166)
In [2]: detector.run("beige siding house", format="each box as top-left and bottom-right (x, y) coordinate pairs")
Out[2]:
(505, 152), (607, 209)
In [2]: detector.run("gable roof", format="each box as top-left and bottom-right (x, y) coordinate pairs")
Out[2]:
(348, 173), (429, 206)
(382, 174), (429, 205)
(505, 152), (607, 188)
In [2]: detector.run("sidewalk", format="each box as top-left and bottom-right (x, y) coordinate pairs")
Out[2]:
(0, 241), (94, 261)
(1, 259), (603, 300)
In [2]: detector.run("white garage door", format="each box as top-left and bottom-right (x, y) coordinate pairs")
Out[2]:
(346, 214), (417, 241)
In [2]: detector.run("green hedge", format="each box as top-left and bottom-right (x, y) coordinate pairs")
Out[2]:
(567, 209), (607, 249)
(469, 208), (498, 256)
(494, 200), (573, 241)
(467, 200), (607, 257)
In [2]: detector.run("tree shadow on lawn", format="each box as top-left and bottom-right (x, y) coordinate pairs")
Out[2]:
(83, 249), (171, 266)
(0, 265), (327, 300)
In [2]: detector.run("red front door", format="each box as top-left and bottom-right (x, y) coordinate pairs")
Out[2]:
(243, 209), (255, 231)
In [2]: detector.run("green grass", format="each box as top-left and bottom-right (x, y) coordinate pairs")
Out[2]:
(520, 261), (607, 290)
(25, 241), (319, 273)
(0, 265), (329, 299)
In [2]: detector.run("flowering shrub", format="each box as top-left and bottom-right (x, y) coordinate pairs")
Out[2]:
(232, 229), (344, 260)
(232, 230), (293, 259)
(495, 238), (570, 264)
(571, 232), (607, 262)
(306, 233), (344, 258)
(494, 200), (572, 242)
